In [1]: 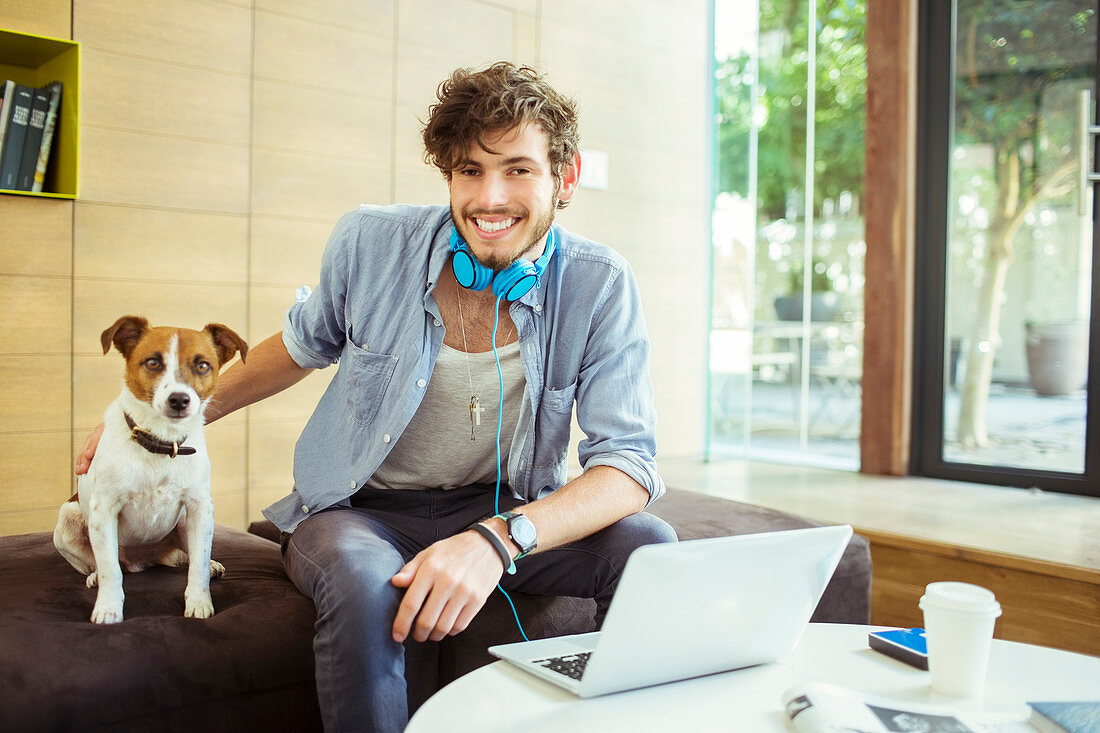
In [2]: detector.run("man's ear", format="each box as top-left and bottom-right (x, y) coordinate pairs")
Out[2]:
(556, 152), (582, 207)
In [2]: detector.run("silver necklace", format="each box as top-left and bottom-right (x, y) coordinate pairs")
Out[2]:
(455, 282), (514, 440)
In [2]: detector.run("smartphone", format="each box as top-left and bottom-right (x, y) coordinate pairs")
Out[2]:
(868, 627), (929, 670)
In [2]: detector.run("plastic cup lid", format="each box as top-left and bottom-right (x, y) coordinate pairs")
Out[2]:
(919, 581), (1002, 616)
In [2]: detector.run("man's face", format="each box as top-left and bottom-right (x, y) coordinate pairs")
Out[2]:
(448, 123), (578, 272)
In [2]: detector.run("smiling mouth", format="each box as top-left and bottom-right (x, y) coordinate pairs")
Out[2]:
(473, 217), (518, 234)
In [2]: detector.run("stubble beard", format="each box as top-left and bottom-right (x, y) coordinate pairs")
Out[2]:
(452, 205), (555, 273)
(451, 179), (561, 272)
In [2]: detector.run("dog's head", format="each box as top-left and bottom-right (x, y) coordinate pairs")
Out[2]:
(101, 316), (248, 422)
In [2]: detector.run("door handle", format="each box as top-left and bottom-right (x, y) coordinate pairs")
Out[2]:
(1079, 89), (1100, 216)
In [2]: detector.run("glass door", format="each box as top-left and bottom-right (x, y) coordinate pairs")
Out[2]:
(708, 0), (867, 469)
(915, 0), (1099, 495)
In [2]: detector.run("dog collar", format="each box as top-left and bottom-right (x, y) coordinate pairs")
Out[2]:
(124, 413), (197, 458)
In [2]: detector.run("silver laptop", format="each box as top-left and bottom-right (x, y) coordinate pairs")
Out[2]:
(489, 524), (853, 698)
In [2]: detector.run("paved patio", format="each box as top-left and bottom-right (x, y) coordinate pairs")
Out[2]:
(710, 378), (1087, 475)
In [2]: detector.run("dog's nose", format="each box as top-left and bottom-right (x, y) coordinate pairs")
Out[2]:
(168, 392), (191, 412)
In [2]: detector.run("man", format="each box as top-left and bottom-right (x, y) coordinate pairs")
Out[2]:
(77, 62), (675, 732)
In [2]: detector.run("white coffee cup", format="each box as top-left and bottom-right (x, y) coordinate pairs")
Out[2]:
(919, 582), (1002, 697)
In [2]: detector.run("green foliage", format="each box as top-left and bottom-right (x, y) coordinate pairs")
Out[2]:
(786, 261), (835, 293)
(954, 0), (1094, 203)
(715, 0), (867, 219)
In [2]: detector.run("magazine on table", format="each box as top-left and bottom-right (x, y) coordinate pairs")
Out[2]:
(782, 682), (1036, 733)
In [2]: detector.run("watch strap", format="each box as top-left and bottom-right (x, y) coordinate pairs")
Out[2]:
(494, 511), (535, 560)
(466, 521), (516, 575)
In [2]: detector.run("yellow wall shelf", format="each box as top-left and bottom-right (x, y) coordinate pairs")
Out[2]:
(0, 27), (79, 199)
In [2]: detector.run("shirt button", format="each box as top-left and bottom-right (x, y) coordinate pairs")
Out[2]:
(349, 481), (356, 489)
(417, 378), (427, 388)
(383, 434), (391, 443)
(535, 305), (543, 313)
(302, 505), (310, 514)
(434, 319), (442, 327)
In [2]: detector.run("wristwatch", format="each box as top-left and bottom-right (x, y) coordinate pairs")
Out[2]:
(494, 511), (537, 560)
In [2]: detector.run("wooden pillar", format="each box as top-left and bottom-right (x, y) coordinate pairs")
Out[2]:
(861, 0), (918, 474)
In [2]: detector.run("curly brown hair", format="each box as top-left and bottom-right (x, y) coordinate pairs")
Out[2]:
(422, 62), (580, 208)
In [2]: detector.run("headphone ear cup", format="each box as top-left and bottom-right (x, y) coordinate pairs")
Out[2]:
(491, 260), (539, 302)
(452, 244), (494, 291)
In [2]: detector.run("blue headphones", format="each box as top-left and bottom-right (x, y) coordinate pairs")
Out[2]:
(449, 225), (557, 302)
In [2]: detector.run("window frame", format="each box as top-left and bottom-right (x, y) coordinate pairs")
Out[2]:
(911, 0), (1100, 498)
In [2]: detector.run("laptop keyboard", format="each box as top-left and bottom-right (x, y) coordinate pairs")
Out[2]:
(533, 652), (592, 681)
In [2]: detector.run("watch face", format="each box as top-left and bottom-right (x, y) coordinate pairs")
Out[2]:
(508, 513), (537, 551)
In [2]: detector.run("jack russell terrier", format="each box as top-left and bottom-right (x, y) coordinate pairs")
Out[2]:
(54, 315), (248, 624)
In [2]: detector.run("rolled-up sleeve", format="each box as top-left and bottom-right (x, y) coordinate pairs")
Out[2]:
(282, 211), (359, 370)
(574, 263), (665, 504)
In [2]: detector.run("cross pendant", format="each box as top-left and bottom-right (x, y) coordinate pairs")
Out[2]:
(469, 396), (483, 439)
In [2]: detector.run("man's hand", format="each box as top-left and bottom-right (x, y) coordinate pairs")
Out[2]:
(390, 530), (508, 643)
(75, 423), (105, 475)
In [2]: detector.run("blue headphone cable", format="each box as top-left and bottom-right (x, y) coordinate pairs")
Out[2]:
(492, 294), (529, 642)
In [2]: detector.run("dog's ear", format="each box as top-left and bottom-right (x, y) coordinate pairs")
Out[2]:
(101, 316), (150, 358)
(203, 323), (249, 367)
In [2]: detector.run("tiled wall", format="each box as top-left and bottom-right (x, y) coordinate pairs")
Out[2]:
(0, 0), (709, 535)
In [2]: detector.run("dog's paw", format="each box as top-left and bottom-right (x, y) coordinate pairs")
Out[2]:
(91, 608), (123, 624)
(184, 600), (214, 619)
(86, 572), (98, 589)
(209, 560), (225, 579)
(90, 599), (123, 624)
(184, 588), (215, 619)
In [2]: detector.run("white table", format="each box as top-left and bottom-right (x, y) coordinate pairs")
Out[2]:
(406, 624), (1100, 732)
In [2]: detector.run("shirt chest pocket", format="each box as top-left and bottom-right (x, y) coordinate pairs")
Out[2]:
(534, 380), (576, 468)
(344, 343), (399, 426)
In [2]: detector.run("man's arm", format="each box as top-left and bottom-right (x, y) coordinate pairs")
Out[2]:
(75, 331), (311, 474)
(389, 464), (648, 643)
(204, 331), (312, 423)
(485, 464), (648, 552)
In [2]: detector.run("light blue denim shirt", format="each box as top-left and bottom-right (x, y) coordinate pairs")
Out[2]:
(263, 203), (664, 532)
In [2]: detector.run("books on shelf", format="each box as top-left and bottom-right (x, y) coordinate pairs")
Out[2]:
(32, 81), (63, 193)
(0, 79), (63, 193)
(1027, 701), (1100, 733)
(18, 84), (50, 190)
(0, 81), (33, 189)
(782, 682), (1034, 733)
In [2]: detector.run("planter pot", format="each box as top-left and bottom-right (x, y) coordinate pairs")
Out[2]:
(773, 291), (841, 322)
(1025, 321), (1089, 397)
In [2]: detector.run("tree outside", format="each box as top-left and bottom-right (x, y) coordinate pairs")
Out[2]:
(716, 0), (865, 220)
(949, 0), (1094, 450)
(712, 0), (1094, 467)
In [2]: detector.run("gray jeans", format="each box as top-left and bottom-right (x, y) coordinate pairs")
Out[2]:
(281, 484), (676, 733)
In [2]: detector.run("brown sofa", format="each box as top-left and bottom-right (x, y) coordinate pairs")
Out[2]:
(0, 488), (870, 731)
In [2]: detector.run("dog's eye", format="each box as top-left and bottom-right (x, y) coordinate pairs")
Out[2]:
(194, 360), (212, 375)
(143, 357), (163, 371)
